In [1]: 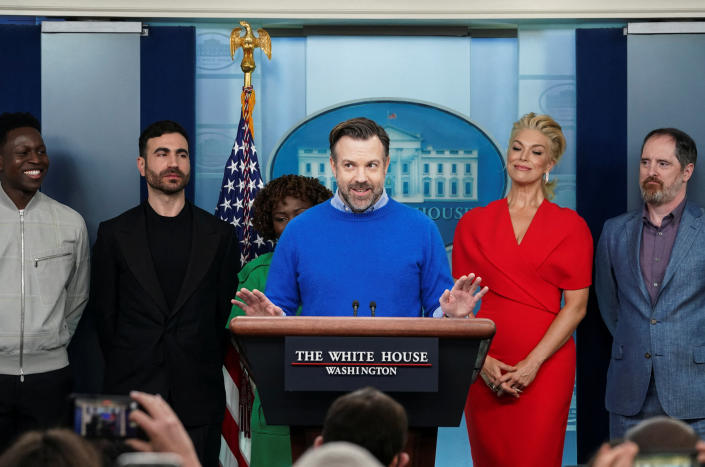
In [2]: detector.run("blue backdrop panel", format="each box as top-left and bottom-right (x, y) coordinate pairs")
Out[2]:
(575, 27), (627, 463)
(0, 25), (41, 117)
(140, 26), (196, 202)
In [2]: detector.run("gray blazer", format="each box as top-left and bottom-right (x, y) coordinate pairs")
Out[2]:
(595, 201), (705, 418)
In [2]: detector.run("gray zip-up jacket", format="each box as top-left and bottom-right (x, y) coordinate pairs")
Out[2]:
(0, 188), (89, 378)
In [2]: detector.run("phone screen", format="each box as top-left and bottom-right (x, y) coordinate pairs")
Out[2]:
(634, 452), (696, 467)
(116, 452), (182, 467)
(71, 394), (141, 439)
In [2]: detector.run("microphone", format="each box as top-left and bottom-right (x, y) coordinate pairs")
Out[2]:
(369, 301), (376, 317)
(352, 300), (359, 317)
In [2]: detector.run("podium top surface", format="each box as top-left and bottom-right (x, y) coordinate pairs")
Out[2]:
(230, 316), (495, 338)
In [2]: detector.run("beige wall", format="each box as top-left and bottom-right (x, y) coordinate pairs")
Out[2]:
(1, 0), (704, 19)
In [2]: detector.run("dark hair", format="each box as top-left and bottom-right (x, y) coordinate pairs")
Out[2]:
(322, 387), (408, 465)
(626, 416), (698, 455)
(329, 118), (390, 161)
(0, 429), (102, 467)
(138, 120), (189, 158)
(641, 128), (697, 169)
(0, 112), (41, 147)
(253, 174), (333, 241)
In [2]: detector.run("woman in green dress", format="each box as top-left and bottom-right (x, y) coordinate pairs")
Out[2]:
(227, 175), (332, 467)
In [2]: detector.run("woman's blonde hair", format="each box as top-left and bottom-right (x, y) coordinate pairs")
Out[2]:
(508, 112), (566, 200)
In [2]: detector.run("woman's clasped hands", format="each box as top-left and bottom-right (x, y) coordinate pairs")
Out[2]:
(480, 355), (542, 399)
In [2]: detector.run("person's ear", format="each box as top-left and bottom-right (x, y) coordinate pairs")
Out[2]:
(313, 435), (324, 448)
(682, 162), (695, 182)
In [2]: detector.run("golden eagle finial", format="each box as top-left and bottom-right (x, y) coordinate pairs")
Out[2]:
(230, 21), (271, 87)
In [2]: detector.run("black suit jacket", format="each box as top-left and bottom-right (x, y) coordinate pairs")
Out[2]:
(91, 202), (239, 426)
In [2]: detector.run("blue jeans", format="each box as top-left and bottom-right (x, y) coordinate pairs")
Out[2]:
(610, 373), (705, 440)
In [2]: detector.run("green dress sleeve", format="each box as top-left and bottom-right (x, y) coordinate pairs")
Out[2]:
(225, 252), (273, 327)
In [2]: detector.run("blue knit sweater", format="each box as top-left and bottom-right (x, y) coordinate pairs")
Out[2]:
(265, 198), (453, 317)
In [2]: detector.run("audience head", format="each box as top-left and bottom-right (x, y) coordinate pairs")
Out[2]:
(295, 441), (384, 467)
(626, 416), (699, 455)
(0, 428), (102, 467)
(588, 416), (704, 467)
(316, 387), (409, 467)
(508, 112), (565, 200)
(253, 174), (332, 240)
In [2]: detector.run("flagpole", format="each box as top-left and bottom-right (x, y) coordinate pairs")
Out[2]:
(218, 21), (273, 467)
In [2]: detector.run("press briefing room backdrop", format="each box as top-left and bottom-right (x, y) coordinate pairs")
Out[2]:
(2, 1), (705, 464)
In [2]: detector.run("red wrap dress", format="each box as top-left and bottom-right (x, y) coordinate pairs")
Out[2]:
(452, 198), (593, 467)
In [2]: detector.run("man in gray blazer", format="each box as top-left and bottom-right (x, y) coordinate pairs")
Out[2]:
(596, 127), (704, 438)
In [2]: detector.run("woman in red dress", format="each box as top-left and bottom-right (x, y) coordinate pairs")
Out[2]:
(454, 113), (593, 466)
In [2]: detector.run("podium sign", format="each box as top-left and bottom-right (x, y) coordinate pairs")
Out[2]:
(230, 316), (494, 427)
(285, 336), (439, 392)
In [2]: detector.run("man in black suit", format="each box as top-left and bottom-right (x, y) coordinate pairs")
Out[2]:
(91, 121), (239, 466)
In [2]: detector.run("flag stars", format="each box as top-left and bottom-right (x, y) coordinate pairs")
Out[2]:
(227, 160), (238, 175)
(253, 235), (265, 248)
(223, 179), (235, 193)
(219, 198), (232, 211)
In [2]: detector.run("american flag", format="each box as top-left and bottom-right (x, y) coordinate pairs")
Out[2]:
(215, 86), (273, 265)
(216, 86), (271, 467)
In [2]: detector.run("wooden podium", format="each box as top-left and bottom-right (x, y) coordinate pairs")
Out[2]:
(229, 316), (494, 466)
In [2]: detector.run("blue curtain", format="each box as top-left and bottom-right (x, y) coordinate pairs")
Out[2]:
(575, 27), (627, 463)
(140, 26), (196, 202)
(0, 25), (41, 118)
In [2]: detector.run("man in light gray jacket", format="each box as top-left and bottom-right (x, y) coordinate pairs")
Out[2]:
(0, 113), (89, 450)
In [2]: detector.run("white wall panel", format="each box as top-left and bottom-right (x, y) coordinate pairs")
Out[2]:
(41, 33), (141, 241)
(2, 0), (704, 18)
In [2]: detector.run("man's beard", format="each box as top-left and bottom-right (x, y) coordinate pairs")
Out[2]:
(340, 182), (383, 213)
(145, 167), (190, 195)
(640, 175), (683, 206)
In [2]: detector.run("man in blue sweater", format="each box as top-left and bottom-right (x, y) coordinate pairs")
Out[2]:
(234, 117), (486, 318)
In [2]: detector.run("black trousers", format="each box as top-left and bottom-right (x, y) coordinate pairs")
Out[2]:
(0, 365), (72, 453)
(186, 422), (222, 467)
